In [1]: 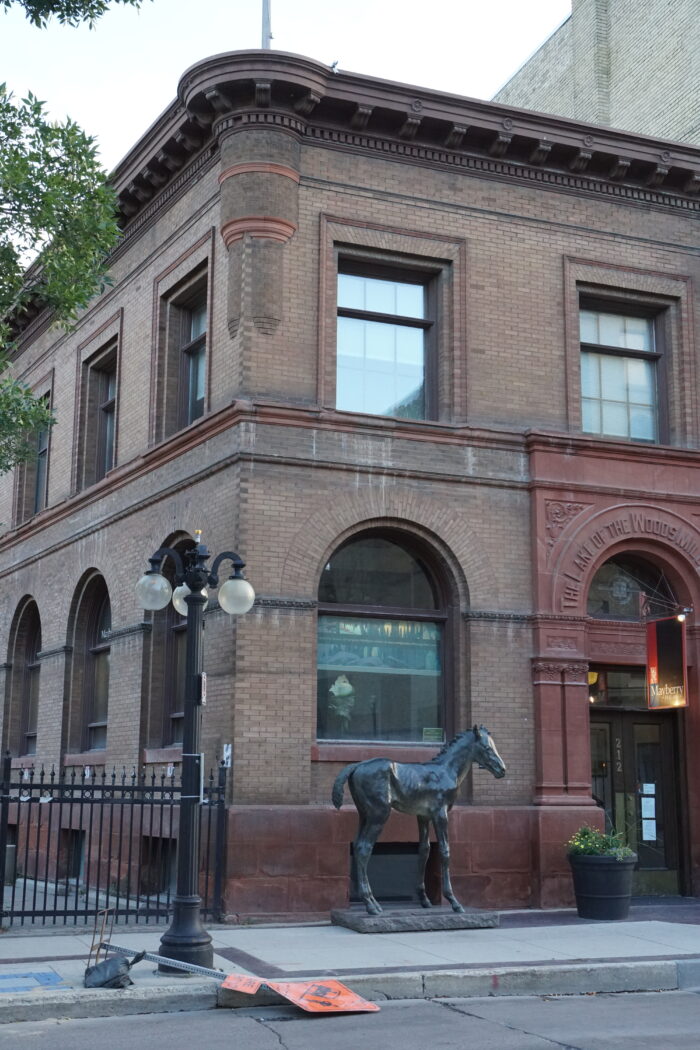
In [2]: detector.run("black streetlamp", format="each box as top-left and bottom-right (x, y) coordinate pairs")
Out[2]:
(136, 530), (254, 970)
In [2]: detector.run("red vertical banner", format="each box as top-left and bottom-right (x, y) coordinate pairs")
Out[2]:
(647, 617), (688, 709)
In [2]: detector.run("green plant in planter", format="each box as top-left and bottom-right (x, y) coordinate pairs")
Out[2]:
(567, 825), (636, 862)
(567, 825), (637, 920)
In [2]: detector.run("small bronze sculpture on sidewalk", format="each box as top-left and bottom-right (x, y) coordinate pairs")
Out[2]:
(332, 726), (506, 915)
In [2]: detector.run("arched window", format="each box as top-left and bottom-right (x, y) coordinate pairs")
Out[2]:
(21, 604), (41, 756)
(4, 599), (42, 757)
(587, 555), (676, 621)
(587, 554), (678, 710)
(317, 534), (447, 743)
(146, 534), (193, 747)
(85, 591), (111, 751)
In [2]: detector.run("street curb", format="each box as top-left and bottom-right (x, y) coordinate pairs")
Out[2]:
(0, 960), (692, 1022)
(0, 981), (217, 1023)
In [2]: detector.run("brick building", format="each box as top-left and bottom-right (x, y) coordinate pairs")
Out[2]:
(494, 0), (700, 145)
(2, 50), (700, 917)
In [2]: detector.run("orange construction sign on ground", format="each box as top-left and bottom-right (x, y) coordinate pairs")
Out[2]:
(220, 973), (380, 1014)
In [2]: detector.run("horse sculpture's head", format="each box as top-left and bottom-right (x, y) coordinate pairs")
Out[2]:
(473, 725), (506, 778)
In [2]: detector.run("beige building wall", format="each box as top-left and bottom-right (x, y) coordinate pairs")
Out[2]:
(495, 0), (700, 144)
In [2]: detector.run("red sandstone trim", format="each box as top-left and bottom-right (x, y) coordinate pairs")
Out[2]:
(63, 751), (106, 768)
(312, 742), (440, 763)
(220, 216), (297, 245)
(142, 746), (182, 764)
(218, 162), (300, 184)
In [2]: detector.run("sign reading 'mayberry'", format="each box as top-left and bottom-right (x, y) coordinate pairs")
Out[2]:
(647, 617), (688, 709)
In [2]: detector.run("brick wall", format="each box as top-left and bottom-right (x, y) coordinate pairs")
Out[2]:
(495, 0), (700, 145)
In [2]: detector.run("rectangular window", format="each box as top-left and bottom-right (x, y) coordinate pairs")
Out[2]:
(588, 665), (647, 710)
(180, 298), (207, 427)
(78, 344), (118, 490)
(23, 660), (40, 756)
(317, 616), (443, 742)
(580, 308), (659, 442)
(15, 388), (52, 525)
(97, 364), (117, 480)
(336, 269), (432, 419)
(33, 409), (50, 514)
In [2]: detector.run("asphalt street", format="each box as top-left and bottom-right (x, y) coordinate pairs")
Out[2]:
(2, 991), (700, 1050)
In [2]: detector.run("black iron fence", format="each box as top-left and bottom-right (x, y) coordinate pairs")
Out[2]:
(0, 751), (227, 927)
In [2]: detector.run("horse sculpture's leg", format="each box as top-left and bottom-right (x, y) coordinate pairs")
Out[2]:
(433, 808), (464, 913)
(416, 816), (431, 908)
(354, 816), (387, 916)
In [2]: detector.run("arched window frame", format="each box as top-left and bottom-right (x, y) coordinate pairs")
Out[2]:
(317, 531), (451, 744)
(83, 591), (111, 752)
(21, 604), (41, 756)
(145, 535), (194, 748)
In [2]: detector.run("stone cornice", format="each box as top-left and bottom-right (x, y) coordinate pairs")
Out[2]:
(104, 622), (152, 642)
(110, 50), (700, 229)
(37, 644), (73, 661)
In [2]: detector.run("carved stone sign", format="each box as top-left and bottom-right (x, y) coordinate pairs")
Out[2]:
(552, 505), (700, 612)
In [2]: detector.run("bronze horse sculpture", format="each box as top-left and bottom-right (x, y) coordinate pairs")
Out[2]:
(332, 726), (506, 915)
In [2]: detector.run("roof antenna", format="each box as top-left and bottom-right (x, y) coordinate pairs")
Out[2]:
(262, 0), (272, 49)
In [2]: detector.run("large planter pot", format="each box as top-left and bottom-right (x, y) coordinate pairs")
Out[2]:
(568, 853), (637, 920)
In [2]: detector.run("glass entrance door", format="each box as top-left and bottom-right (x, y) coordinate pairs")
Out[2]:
(590, 710), (681, 894)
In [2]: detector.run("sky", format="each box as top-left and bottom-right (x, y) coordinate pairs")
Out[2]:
(0, 0), (571, 171)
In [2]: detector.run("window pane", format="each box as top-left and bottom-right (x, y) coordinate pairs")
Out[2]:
(364, 276), (398, 315)
(339, 273), (425, 318)
(101, 405), (115, 476)
(601, 400), (629, 437)
(395, 326), (424, 367)
(34, 450), (47, 513)
(93, 651), (110, 724)
(587, 556), (674, 620)
(588, 666), (647, 708)
(630, 406), (656, 441)
(598, 313), (627, 348)
(319, 537), (436, 607)
(581, 398), (601, 434)
(189, 302), (207, 340)
(337, 318), (425, 418)
(600, 354), (626, 397)
(365, 320), (396, 362)
(317, 616), (442, 742)
(188, 347), (205, 421)
(336, 365), (365, 413)
(395, 282), (425, 319)
(626, 358), (654, 405)
(389, 381), (425, 420)
(337, 274), (365, 310)
(337, 315), (364, 358)
(624, 316), (653, 352)
(580, 352), (600, 398)
(26, 666), (39, 750)
(579, 310), (598, 343)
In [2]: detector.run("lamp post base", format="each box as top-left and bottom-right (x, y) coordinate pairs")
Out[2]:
(158, 896), (214, 973)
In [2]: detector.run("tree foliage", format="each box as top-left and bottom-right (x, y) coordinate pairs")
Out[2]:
(0, 0), (147, 474)
(0, 84), (121, 469)
(2, 0), (143, 28)
(0, 354), (53, 474)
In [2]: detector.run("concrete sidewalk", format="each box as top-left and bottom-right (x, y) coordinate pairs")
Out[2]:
(1, 900), (700, 1022)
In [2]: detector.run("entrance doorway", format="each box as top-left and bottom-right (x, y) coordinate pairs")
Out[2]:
(590, 701), (683, 895)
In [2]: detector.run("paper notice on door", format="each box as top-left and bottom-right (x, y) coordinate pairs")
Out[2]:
(641, 797), (656, 818)
(642, 819), (657, 841)
(642, 783), (655, 795)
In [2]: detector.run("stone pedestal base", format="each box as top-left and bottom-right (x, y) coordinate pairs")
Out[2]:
(330, 906), (499, 934)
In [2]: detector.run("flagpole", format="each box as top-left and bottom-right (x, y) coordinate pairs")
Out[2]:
(262, 0), (272, 48)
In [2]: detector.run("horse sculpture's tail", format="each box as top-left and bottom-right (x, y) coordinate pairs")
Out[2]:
(332, 763), (359, 809)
